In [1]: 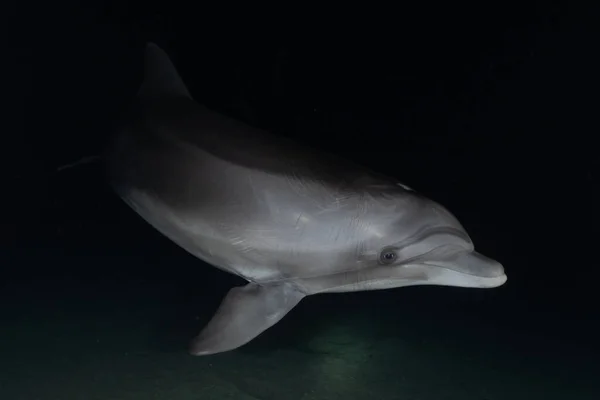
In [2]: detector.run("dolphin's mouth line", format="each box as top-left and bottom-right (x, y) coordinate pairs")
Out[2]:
(392, 226), (472, 253)
(422, 263), (505, 279)
(273, 259), (506, 294)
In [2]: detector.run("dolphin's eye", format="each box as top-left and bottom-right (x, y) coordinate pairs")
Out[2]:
(379, 249), (398, 265)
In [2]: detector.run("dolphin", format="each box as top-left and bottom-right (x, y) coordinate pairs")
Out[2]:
(106, 42), (507, 356)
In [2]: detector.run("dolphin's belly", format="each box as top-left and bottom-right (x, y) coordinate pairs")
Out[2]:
(108, 124), (363, 283)
(111, 169), (365, 283)
(108, 127), (268, 280)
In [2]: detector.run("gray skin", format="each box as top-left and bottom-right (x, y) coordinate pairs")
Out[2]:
(106, 43), (507, 356)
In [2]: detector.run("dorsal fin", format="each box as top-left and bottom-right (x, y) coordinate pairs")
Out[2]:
(137, 42), (192, 100)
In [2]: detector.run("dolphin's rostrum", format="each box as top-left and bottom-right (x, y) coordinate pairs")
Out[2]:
(107, 43), (507, 356)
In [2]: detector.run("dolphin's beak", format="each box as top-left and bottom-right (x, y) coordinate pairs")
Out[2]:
(421, 250), (507, 288)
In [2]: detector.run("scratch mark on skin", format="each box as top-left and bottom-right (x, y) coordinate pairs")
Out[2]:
(295, 213), (303, 228)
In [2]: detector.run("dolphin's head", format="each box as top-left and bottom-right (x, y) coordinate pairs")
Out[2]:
(315, 186), (507, 293)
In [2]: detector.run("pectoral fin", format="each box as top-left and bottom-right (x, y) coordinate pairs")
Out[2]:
(189, 282), (305, 356)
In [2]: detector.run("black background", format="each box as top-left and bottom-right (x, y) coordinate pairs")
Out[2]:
(3, 2), (598, 394)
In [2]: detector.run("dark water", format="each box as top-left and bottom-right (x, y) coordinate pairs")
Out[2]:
(4, 4), (596, 400)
